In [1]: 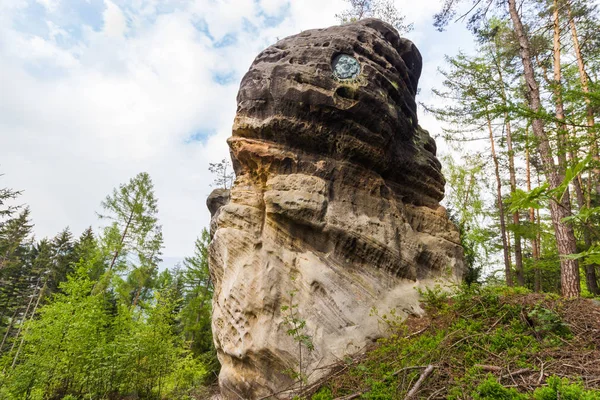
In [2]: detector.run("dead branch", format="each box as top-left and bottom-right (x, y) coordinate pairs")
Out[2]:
(502, 368), (531, 379)
(474, 364), (502, 372)
(404, 364), (435, 399)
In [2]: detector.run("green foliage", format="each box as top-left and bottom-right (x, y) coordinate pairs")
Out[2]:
(181, 229), (214, 356)
(533, 376), (600, 400)
(419, 284), (450, 311)
(527, 306), (570, 338)
(443, 155), (491, 284)
(335, 0), (413, 34)
(311, 387), (333, 400)
(98, 171), (163, 307)
(472, 375), (527, 399)
(0, 264), (210, 399)
(208, 158), (235, 189)
(282, 287), (314, 388)
(308, 285), (600, 399)
(507, 156), (593, 213)
(0, 172), (218, 399)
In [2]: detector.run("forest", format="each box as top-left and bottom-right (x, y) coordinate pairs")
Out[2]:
(0, 172), (219, 398)
(429, 0), (600, 298)
(1, 0), (600, 398)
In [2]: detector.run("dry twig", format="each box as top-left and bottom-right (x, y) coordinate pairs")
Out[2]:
(405, 364), (435, 399)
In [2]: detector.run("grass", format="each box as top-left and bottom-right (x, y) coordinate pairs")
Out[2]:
(296, 284), (600, 399)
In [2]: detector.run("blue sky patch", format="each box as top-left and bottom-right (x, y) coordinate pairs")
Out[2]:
(260, 2), (291, 28)
(213, 33), (237, 48)
(212, 71), (236, 85)
(185, 129), (215, 144)
(192, 17), (214, 41)
(67, 0), (105, 32)
(12, 1), (50, 38)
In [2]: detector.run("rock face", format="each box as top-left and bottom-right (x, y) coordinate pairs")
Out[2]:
(208, 18), (464, 399)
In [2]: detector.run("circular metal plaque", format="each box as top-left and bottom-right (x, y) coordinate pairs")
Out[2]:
(332, 54), (360, 80)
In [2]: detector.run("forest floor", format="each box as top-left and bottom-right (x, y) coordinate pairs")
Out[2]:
(299, 286), (600, 400)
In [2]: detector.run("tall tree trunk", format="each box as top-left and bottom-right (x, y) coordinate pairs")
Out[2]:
(0, 307), (19, 353)
(526, 130), (541, 292)
(508, 0), (580, 297)
(487, 113), (513, 286)
(7, 279), (38, 356)
(492, 48), (525, 286)
(108, 211), (134, 272)
(567, 1), (600, 294)
(568, 129), (600, 294)
(11, 282), (46, 369)
(567, 3), (598, 161)
(506, 120), (524, 286)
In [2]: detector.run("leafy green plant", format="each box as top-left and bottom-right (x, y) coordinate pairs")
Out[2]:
(527, 306), (570, 338)
(369, 306), (406, 332)
(311, 386), (333, 400)
(281, 288), (314, 390)
(471, 375), (527, 399)
(533, 376), (600, 400)
(419, 284), (450, 311)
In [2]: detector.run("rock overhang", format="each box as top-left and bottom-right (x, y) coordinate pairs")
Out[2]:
(231, 18), (443, 207)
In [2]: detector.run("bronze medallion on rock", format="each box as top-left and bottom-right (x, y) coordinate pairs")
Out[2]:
(332, 54), (361, 80)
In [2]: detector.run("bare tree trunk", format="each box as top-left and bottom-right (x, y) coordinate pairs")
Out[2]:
(508, 0), (580, 297)
(108, 211), (134, 272)
(11, 279), (45, 369)
(506, 121), (524, 286)
(567, 3), (598, 161)
(487, 113), (513, 286)
(567, 1), (600, 294)
(568, 129), (600, 294)
(493, 48), (524, 286)
(7, 279), (38, 357)
(0, 307), (19, 353)
(526, 131), (541, 292)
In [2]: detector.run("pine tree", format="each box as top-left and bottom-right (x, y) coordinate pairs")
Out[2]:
(97, 172), (163, 306)
(181, 229), (214, 356)
(208, 159), (235, 190)
(429, 49), (515, 286)
(335, 0), (413, 33)
(434, 0), (584, 297)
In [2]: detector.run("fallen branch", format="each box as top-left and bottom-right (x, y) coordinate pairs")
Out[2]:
(334, 391), (367, 400)
(392, 365), (429, 377)
(405, 364), (435, 399)
(404, 326), (428, 340)
(501, 368), (530, 379)
(333, 366), (430, 400)
(426, 386), (446, 400)
(486, 310), (509, 333)
(537, 359), (545, 385)
(474, 364), (502, 372)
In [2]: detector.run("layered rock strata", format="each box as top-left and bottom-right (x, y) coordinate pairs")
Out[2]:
(207, 18), (464, 399)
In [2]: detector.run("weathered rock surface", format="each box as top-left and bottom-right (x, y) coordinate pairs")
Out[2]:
(208, 18), (464, 399)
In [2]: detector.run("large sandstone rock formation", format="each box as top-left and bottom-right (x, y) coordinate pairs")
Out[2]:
(207, 18), (464, 399)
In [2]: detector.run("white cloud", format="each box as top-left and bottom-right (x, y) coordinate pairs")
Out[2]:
(259, 0), (288, 16)
(36, 0), (60, 12)
(1, 0), (474, 258)
(102, 0), (127, 38)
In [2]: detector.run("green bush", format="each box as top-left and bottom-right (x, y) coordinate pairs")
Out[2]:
(471, 376), (527, 400)
(533, 376), (600, 400)
(311, 387), (333, 400)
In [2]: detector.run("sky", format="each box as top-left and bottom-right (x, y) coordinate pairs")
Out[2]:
(0, 0), (475, 264)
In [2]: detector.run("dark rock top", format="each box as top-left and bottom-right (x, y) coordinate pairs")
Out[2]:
(207, 188), (231, 217)
(232, 18), (445, 206)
